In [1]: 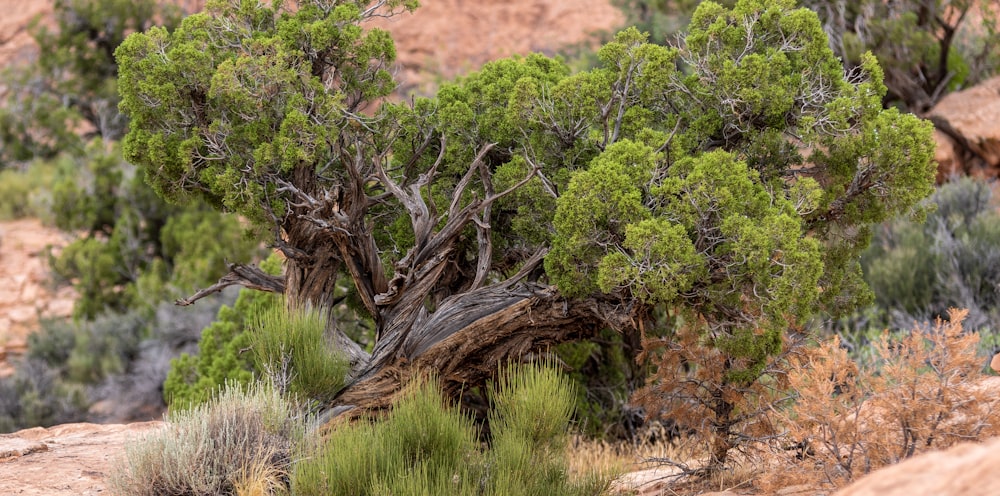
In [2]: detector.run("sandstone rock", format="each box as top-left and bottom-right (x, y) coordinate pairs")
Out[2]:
(0, 0), (51, 71)
(0, 422), (163, 496)
(933, 129), (962, 183)
(833, 436), (1000, 496)
(928, 76), (1000, 179)
(0, 438), (47, 461)
(991, 353), (1000, 373)
(775, 484), (821, 495)
(610, 466), (684, 495)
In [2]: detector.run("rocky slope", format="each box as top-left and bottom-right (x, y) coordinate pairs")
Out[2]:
(0, 219), (77, 377)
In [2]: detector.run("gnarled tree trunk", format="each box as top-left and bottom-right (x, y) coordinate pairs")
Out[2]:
(324, 282), (634, 424)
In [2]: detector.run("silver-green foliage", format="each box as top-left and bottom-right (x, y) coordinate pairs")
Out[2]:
(108, 383), (303, 496)
(859, 177), (1000, 347)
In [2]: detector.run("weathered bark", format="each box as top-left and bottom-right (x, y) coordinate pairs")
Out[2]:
(321, 281), (636, 425)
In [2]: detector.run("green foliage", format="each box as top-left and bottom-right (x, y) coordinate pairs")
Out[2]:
(0, 358), (88, 433)
(116, 0), (416, 222)
(614, 0), (1000, 112)
(559, 0), (928, 330)
(292, 364), (608, 496)
(116, 0), (936, 468)
(108, 382), (303, 496)
(47, 142), (258, 319)
(249, 303), (349, 404)
(28, 311), (146, 385)
(0, 0), (184, 167)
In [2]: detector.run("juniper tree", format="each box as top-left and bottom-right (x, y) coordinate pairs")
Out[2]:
(116, 0), (936, 462)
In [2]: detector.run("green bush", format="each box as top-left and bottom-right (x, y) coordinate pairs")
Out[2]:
(107, 383), (303, 496)
(4, 293), (233, 428)
(47, 142), (260, 320)
(164, 286), (278, 409)
(292, 364), (611, 496)
(27, 311), (146, 385)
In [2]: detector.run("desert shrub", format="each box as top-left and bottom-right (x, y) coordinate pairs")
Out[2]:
(90, 295), (235, 422)
(107, 383), (302, 496)
(0, 160), (57, 220)
(48, 143), (260, 319)
(781, 308), (998, 487)
(857, 177), (1000, 353)
(292, 364), (611, 496)
(0, 358), (87, 433)
(249, 303), (350, 405)
(6, 292), (233, 428)
(0, 0), (185, 168)
(26, 311), (146, 385)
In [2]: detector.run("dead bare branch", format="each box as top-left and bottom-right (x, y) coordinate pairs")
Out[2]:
(175, 262), (286, 306)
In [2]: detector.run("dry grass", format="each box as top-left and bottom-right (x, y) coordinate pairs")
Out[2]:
(566, 435), (682, 476)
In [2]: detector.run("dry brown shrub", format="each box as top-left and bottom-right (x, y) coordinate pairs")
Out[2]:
(779, 308), (998, 487)
(632, 318), (801, 476)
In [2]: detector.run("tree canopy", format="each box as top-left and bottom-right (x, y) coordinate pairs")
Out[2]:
(116, 0), (936, 449)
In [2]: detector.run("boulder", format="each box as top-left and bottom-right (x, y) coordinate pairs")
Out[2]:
(833, 436), (1000, 496)
(932, 129), (963, 183)
(927, 76), (1000, 180)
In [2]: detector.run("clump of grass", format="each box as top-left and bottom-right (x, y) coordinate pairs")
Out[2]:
(293, 363), (613, 495)
(486, 362), (611, 494)
(249, 303), (348, 404)
(293, 374), (479, 495)
(107, 383), (303, 496)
